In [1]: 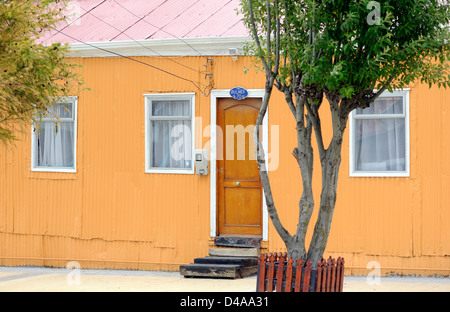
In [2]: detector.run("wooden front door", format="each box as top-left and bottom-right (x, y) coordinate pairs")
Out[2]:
(217, 98), (262, 237)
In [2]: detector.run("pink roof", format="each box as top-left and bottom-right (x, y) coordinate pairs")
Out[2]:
(42, 0), (249, 45)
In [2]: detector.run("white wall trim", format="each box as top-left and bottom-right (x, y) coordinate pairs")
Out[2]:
(209, 89), (269, 240)
(67, 36), (252, 58)
(31, 96), (78, 173)
(349, 89), (410, 177)
(144, 93), (196, 175)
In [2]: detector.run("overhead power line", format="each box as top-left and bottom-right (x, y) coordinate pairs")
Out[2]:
(52, 28), (212, 96)
(78, 3), (201, 74)
(42, 0), (107, 44)
(112, 0), (206, 58)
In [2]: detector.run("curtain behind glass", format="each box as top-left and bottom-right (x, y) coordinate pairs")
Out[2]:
(354, 97), (405, 172)
(355, 119), (405, 171)
(37, 122), (75, 168)
(356, 97), (403, 115)
(152, 100), (191, 117)
(45, 103), (73, 119)
(150, 100), (192, 169)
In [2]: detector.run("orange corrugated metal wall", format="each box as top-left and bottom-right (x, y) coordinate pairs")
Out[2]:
(267, 79), (450, 276)
(0, 55), (449, 275)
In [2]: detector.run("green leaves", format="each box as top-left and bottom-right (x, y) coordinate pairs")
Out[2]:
(241, 0), (450, 106)
(0, 0), (83, 144)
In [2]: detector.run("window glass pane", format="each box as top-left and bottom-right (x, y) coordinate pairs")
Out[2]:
(37, 121), (75, 168)
(354, 118), (405, 172)
(356, 97), (403, 115)
(44, 102), (73, 119)
(152, 100), (191, 117)
(151, 120), (192, 169)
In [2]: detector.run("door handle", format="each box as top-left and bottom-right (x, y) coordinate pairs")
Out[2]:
(235, 181), (241, 186)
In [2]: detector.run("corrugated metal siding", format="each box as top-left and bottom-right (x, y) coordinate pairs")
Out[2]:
(0, 54), (449, 275)
(267, 80), (450, 275)
(416, 83), (450, 258)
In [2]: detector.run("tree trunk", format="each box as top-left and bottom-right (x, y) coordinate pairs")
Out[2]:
(307, 141), (342, 265)
(254, 91), (347, 266)
(254, 75), (293, 247)
(288, 112), (315, 262)
(307, 98), (348, 265)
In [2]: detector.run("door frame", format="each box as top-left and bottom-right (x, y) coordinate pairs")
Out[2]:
(210, 89), (268, 240)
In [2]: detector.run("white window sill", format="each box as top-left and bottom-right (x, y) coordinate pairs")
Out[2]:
(350, 171), (410, 178)
(31, 167), (77, 173)
(145, 168), (194, 175)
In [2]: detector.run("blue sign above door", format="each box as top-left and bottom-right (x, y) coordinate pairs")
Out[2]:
(230, 87), (248, 100)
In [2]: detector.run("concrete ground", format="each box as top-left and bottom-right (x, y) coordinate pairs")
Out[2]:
(0, 266), (449, 292)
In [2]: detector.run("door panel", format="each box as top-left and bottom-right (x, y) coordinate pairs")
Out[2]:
(224, 187), (261, 226)
(217, 98), (262, 237)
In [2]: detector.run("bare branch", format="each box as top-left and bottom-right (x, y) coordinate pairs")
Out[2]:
(254, 77), (293, 244)
(273, 0), (281, 76)
(370, 75), (396, 102)
(248, 0), (269, 72)
(305, 99), (326, 161)
(266, 1), (271, 59)
(344, 74), (397, 114)
(282, 86), (296, 118)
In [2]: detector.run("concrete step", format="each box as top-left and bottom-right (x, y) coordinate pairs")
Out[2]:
(193, 256), (258, 266)
(209, 247), (260, 258)
(180, 263), (257, 279)
(180, 246), (260, 279)
(214, 236), (262, 248)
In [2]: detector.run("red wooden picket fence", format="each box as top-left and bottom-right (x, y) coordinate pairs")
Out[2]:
(256, 253), (345, 292)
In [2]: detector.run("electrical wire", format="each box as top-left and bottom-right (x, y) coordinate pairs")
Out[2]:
(78, 3), (201, 73)
(41, 0), (107, 44)
(43, 0), (205, 61)
(52, 27), (212, 96)
(42, 0), (214, 95)
(111, 0), (206, 58)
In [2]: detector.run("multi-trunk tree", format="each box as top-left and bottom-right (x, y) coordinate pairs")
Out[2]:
(240, 0), (450, 266)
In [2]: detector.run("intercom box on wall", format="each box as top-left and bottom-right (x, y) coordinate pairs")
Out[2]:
(194, 149), (209, 176)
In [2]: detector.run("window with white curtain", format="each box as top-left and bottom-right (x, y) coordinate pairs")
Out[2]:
(349, 90), (409, 177)
(145, 94), (195, 174)
(31, 97), (77, 172)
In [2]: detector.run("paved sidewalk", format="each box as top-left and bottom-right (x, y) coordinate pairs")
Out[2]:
(0, 266), (449, 292)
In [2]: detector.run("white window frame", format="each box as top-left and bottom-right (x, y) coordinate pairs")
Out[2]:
(349, 89), (410, 177)
(144, 93), (195, 174)
(31, 96), (78, 173)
